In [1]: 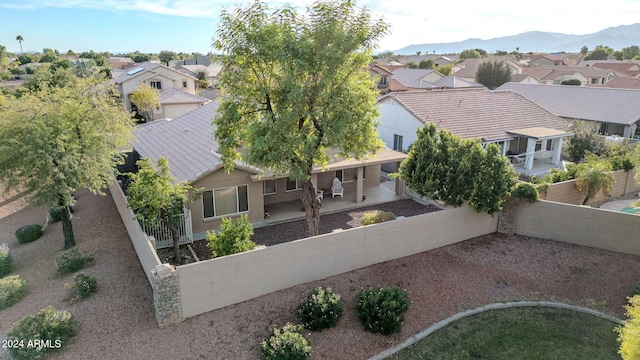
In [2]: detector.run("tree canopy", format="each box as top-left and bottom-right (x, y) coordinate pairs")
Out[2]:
(129, 83), (160, 122)
(575, 155), (615, 205)
(213, 0), (389, 236)
(475, 60), (512, 90)
(399, 124), (518, 214)
(0, 80), (134, 248)
(127, 157), (193, 264)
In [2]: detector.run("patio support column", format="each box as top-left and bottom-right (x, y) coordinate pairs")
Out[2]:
(524, 138), (536, 175)
(552, 137), (563, 165)
(355, 166), (364, 203)
(395, 161), (404, 195)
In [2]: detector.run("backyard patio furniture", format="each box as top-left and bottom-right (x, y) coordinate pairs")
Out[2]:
(332, 178), (344, 198)
(316, 189), (324, 200)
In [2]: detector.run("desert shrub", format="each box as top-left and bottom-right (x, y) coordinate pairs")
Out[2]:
(511, 182), (539, 203)
(207, 214), (256, 259)
(0, 248), (13, 277)
(355, 287), (411, 336)
(48, 206), (74, 223)
(56, 250), (94, 275)
(360, 210), (396, 226)
(297, 286), (343, 331)
(0, 275), (28, 311)
(15, 224), (44, 244)
(73, 273), (97, 300)
(261, 323), (312, 360)
(7, 306), (78, 360)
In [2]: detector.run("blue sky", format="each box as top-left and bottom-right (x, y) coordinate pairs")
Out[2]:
(2, 0), (640, 55)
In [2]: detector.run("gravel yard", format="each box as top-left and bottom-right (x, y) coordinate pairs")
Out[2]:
(2, 188), (640, 360)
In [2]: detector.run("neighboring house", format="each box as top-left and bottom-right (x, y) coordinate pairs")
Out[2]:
(588, 61), (640, 78)
(510, 73), (541, 84)
(107, 57), (134, 69)
(520, 66), (615, 85)
(434, 56), (454, 66)
(174, 63), (223, 88)
(131, 100), (407, 239)
(115, 62), (202, 120)
(451, 57), (521, 82)
(368, 64), (393, 95)
(155, 88), (210, 120)
(497, 82), (640, 139)
(168, 55), (212, 67)
(590, 77), (640, 90)
(376, 88), (572, 176)
(391, 68), (444, 90)
(526, 55), (566, 67)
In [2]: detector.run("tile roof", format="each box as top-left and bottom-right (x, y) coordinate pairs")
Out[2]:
(591, 77), (640, 90)
(132, 101), (225, 182)
(496, 82), (640, 125)
(114, 62), (162, 84)
(159, 88), (210, 105)
(391, 68), (441, 89)
(379, 88), (569, 142)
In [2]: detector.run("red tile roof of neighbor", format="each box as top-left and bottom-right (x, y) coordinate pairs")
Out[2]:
(379, 88), (570, 142)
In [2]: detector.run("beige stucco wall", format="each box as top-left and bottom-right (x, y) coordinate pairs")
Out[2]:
(177, 206), (498, 318)
(190, 169), (264, 237)
(514, 200), (640, 256)
(107, 180), (161, 285)
(158, 103), (203, 120)
(541, 169), (639, 206)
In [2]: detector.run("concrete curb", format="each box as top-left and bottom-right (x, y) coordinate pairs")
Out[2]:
(368, 301), (623, 360)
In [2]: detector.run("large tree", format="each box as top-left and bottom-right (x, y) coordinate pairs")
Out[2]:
(399, 124), (517, 214)
(213, 0), (388, 237)
(127, 158), (193, 265)
(129, 83), (160, 122)
(0, 80), (134, 248)
(16, 35), (23, 53)
(475, 60), (512, 90)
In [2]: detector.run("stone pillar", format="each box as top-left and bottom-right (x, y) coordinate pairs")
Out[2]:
(152, 263), (182, 327)
(497, 198), (519, 235)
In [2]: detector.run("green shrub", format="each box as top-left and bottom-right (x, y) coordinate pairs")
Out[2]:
(360, 210), (396, 226)
(207, 214), (256, 259)
(56, 250), (94, 275)
(356, 287), (411, 336)
(0, 248), (13, 277)
(48, 206), (74, 223)
(7, 306), (78, 360)
(630, 283), (640, 297)
(297, 286), (343, 331)
(261, 323), (312, 360)
(511, 182), (539, 203)
(0, 275), (28, 311)
(73, 273), (97, 300)
(15, 224), (44, 244)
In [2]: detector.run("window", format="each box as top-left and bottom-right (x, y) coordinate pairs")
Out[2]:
(335, 168), (364, 183)
(285, 177), (303, 191)
(149, 81), (162, 90)
(202, 185), (248, 219)
(393, 134), (403, 151)
(182, 81), (188, 88)
(263, 180), (276, 195)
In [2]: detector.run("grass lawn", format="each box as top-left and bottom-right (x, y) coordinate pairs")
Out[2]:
(390, 307), (621, 360)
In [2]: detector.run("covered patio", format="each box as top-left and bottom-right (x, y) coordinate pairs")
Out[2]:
(259, 178), (406, 225)
(505, 127), (573, 177)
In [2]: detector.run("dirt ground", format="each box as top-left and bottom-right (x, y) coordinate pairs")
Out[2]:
(2, 188), (640, 360)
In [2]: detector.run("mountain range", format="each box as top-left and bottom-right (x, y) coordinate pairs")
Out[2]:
(393, 23), (640, 55)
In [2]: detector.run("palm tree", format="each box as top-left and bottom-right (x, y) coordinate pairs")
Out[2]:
(575, 157), (615, 205)
(16, 35), (23, 53)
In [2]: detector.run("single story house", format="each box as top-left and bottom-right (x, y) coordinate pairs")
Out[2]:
(131, 100), (407, 239)
(497, 82), (640, 139)
(376, 88), (572, 176)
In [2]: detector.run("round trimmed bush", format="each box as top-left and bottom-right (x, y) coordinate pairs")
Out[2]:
(511, 182), (539, 203)
(7, 306), (78, 360)
(0, 249), (13, 277)
(261, 323), (312, 360)
(297, 286), (343, 331)
(356, 287), (411, 336)
(15, 224), (44, 244)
